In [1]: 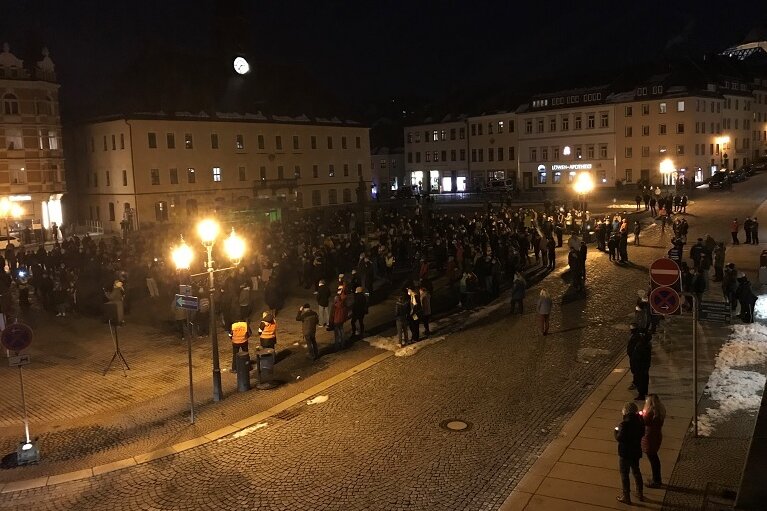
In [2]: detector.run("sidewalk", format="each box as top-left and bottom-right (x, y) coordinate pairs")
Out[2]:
(499, 317), (720, 510)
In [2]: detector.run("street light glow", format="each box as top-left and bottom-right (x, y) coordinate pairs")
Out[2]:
(171, 238), (194, 270)
(572, 172), (594, 194)
(197, 218), (219, 245)
(659, 158), (675, 175)
(223, 228), (246, 264)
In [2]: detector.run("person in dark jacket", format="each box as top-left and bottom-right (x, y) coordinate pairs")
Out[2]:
(350, 286), (368, 338)
(395, 291), (410, 347)
(509, 272), (526, 314)
(736, 274), (758, 323)
(692, 267), (707, 310)
(627, 324), (642, 391)
(315, 280), (330, 327)
(296, 303), (320, 360)
(630, 331), (652, 400)
(615, 401), (645, 504)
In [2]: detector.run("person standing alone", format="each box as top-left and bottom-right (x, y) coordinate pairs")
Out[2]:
(536, 289), (553, 335)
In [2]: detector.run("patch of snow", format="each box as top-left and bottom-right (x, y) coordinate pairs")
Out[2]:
(306, 395), (328, 405)
(219, 422), (268, 442)
(272, 115), (294, 122)
(577, 347), (610, 363)
(697, 320), (767, 436)
(365, 335), (401, 352)
(395, 336), (445, 357)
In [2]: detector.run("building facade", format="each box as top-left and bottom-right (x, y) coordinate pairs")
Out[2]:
(370, 146), (405, 197)
(0, 43), (66, 229)
(71, 114), (371, 231)
(466, 112), (518, 191)
(403, 52), (767, 193)
(404, 118), (470, 193)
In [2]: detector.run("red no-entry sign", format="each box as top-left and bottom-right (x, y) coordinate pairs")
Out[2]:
(650, 286), (681, 315)
(650, 258), (680, 287)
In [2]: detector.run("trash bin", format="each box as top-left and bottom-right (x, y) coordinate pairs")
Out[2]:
(255, 348), (277, 389)
(236, 352), (251, 392)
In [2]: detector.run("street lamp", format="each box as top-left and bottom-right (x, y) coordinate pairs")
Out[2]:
(171, 236), (196, 422)
(572, 172), (594, 211)
(716, 136), (730, 169)
(659, 158), (675, 190)
(173, 219), (246, 402)
(0, 198), (23, 240)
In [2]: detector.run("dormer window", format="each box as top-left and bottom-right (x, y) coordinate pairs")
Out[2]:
(2, 93), (19, 115)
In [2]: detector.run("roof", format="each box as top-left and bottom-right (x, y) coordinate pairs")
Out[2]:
(81, 111), (367, 128)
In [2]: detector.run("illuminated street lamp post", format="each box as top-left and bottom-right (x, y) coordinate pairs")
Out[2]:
(171, 237), (196, 422)
(0, 198), (23, 241)
(659, 158), (675, 192)
(173, 219), (246, 402)
(572, 172), (594, 212)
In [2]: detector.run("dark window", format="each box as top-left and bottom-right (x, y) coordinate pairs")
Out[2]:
(211, 133), (219, 149)
(355, 136), (361, 149)
(169, 168), (178, 184)
(238, 166), (246, 181)
(275, 136), (282, 150)
(150, 168), (160, 185)
(311, 136), (317, 149)
(293, 135), (300, 150)
(327, 136), (333, 149)
(257, 135), (265, 150)
(341, 137), (347, 149)
(184, 133), (193, 149)
(187, 167), (196, 183)
(122, 170), (128, 186)
(166, 133), (175, 149)
(109, 203), (115, 221)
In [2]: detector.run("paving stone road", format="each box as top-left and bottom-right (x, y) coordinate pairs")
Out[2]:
(2, 173), (766, 510)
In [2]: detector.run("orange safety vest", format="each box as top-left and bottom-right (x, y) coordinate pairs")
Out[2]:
(231, 321), (249, 344)
(260, 320), (277, 339)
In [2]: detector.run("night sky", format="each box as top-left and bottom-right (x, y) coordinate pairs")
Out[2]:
(2, 0), (766, 120)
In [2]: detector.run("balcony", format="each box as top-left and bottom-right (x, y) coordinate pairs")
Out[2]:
(254, 178), (298, 190)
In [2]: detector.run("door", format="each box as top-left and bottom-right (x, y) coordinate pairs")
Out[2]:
(523, 172), (533, 190)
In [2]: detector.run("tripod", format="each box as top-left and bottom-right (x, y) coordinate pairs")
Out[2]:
(102, 320), (130, 376)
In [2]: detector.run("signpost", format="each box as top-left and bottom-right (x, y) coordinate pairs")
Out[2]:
(1, 322), (39, 465)
(175, 294), (199, 311)
(649, 286), (681, 315)
(699, 300), (732, 324)
(650, 258), (681, 287)
(176, 287), (198, 424)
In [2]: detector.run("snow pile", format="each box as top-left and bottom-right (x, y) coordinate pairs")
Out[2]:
(220, 422), (268, 442)
(364, 335), (447, 357)
(697, 321), (767, 436)
(395, 336), (445, 357)
(306, 395), (328, 405)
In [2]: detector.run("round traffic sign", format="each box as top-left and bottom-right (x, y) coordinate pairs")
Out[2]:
(1, 323), (33, 352)
(649, 286), (680, 315)
(650, 258), (680, 286)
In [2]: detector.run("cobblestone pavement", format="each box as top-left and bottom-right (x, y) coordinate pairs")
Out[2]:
(2, 173), (765, 509)
(0, 212), (669, 509)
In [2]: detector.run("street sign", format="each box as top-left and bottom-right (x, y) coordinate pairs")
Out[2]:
(699, 300), (732, 323)
(8, 354), (30, 367)
(650, 258), (680, 287)
(650, 286), (681, 315)
(1, 323), (33, 352)
(175, 294), (199, 311)
(179, 284), (192, 296)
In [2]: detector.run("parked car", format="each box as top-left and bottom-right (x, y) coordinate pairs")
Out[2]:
(728, 168), (748, 182)
(750, 157), (767, 171)
(482, 179), (516, 193)
(0, 235), (20, 250)
(708, 171), (732, 190)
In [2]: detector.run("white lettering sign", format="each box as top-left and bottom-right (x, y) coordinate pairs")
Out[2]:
(550, 163), (593, 171)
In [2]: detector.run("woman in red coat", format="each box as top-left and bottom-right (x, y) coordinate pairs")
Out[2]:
(331, 287), (348, 351)
(641, 394), (666, 488)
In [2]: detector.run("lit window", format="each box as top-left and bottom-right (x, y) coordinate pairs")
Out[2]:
(184, 133), (193, 149)
(677, 100), (685, 112)
(212, 167), (221, 182)
(187, 167), (196, 183)
(236, 134), (244, 150)
(659, 103), (667, 114)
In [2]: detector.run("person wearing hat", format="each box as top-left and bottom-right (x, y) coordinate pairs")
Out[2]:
(736, 273), (758, 323)
(296, 303), (319, 360)
(257, 311), (277, 349)
(351, 286), (368, 338)
(315, 279), (330, 327)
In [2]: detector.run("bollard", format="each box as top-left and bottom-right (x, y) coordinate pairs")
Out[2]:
(236, 352), (251, 392)
(255, 348), (277, 389)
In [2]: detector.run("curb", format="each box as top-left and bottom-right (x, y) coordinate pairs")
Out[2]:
(0, 350), (394, 494)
